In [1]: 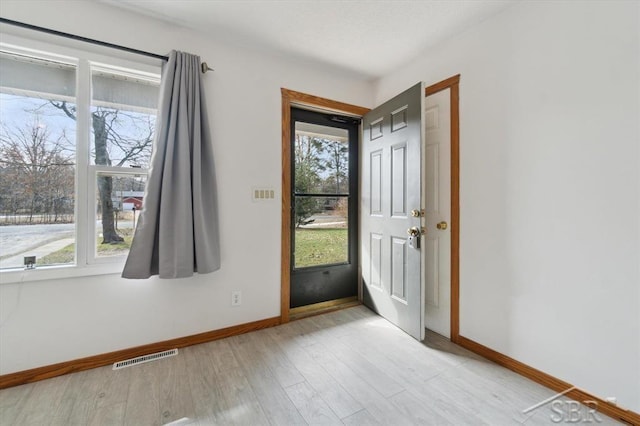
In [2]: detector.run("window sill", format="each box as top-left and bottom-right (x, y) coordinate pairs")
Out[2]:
(0, 262), (125, 284)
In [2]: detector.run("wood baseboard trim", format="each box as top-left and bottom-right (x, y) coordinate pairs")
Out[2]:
(289, 296), (360, 321)
(0, 316), (281, 390)
(456, 335), (640, 425)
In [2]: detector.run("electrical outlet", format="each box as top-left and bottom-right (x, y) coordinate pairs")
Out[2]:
(231, 291), (242, 306)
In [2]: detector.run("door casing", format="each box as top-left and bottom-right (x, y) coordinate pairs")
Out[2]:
(281, 89), (369, 323)
(280, 76), (460, 338)
(424, 75), (460, 341)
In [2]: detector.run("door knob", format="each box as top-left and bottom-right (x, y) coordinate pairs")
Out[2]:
(436, 221), (448, 230)
(407, 226), (421, 236)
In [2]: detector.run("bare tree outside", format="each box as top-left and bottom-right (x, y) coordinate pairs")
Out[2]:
(294, 133), (350, 228)
(0, 94), (77, 223)
(0, 115), (75, 224)
(321, 138), (349, 194)
(294, 133), (324, 227)
(51, 101), (154, 244)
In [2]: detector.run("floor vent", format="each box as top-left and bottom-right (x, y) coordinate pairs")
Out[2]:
(113, 348), (178, 370)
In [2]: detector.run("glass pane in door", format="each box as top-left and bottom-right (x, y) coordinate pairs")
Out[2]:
(294, 120), (351, 269)
(294, 196), (349, 268)
(294, 122), (349, 194)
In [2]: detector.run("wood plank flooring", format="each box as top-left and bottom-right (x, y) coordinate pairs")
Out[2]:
(0, 306), (622, 425)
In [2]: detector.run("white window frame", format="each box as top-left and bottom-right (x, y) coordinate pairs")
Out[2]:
(0, 31), (160, 284)
(88, 166), (149, 265)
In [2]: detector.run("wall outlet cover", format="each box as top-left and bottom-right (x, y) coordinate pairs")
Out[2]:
(231, 291), (242, 306)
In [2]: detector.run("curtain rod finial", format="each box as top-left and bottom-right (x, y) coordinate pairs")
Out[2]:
(201, 62), (213, 74)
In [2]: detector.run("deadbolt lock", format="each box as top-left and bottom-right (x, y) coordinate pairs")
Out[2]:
(410, 209), (424, 218)
(407, 226), (421, 249)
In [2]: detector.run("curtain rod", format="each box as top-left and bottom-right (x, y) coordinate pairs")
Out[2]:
(0, 17), (214, 73)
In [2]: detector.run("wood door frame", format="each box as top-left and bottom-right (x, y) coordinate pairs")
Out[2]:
(424, 74), (461, 342)
(281, 88), (370, 323)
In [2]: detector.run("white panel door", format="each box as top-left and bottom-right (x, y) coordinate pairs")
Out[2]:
(361, 82), (424, 341)
(424, 88), (451, 337)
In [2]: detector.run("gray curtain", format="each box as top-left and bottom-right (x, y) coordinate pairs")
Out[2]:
(122, 50), (220, 279)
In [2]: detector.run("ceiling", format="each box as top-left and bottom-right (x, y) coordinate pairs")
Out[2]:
(100, 0), (515, 80)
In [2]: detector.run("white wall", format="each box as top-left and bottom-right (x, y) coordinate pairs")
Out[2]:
(2, 0), (638, 414)
(0, 1), (373, 375)
(376, 0), (640, 411)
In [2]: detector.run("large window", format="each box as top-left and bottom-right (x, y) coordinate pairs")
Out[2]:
(0, 41), (160, 274)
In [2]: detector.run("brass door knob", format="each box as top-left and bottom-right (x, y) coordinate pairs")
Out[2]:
(407, 226), (421, 237)
(436, 221), (448, 230)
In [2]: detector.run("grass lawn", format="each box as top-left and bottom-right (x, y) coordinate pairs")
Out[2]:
(41, 228), (348, 268)
(40, 243), (75, 265)
(295, 228), (348, 268)
(40, 229), (134, 265)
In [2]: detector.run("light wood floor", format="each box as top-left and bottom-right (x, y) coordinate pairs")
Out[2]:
(0, 306), (621, 425)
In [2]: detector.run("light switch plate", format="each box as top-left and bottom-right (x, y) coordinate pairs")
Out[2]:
(252, 187), (275, 202)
